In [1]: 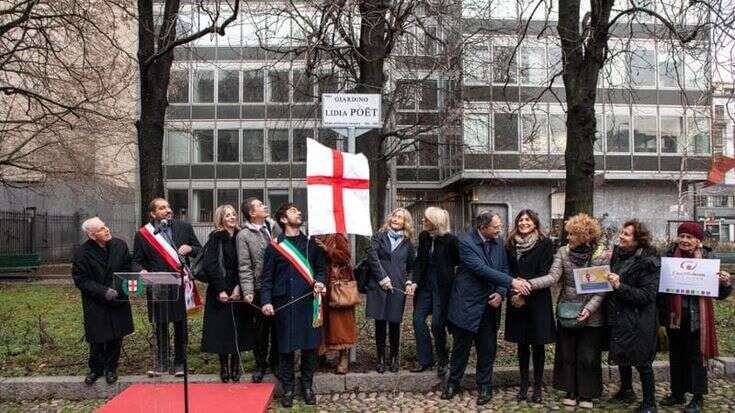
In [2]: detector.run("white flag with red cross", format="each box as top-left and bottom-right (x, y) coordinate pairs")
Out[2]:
(306, 138), (372, 236)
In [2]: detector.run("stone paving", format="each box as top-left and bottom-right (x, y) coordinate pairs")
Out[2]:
(1, 379), (734, 412)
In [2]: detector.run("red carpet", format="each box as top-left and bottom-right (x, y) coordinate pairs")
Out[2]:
(97, 383), (275, 413)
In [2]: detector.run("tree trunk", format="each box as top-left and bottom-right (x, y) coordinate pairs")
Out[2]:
(563, 103), (596, 220)
(356, 0), (390, 227)
(136, 0), (178, 224)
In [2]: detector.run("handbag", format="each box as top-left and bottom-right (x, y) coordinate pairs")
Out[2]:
(556, 301), (586, 329)
(329, 267), (362, 308)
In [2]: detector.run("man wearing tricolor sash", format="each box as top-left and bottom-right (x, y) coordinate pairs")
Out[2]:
(132, 198), (201, 377)
(261, 203), (326, 408)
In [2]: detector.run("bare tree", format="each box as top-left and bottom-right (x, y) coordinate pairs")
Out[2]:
(0, 0), (136, 188)
(134, 0), (240, 222)
(252, 0), (462, 226)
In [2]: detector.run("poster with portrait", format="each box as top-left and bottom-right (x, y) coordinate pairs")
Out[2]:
(659, 257), (720, 297)
(573, 265), (612, 294)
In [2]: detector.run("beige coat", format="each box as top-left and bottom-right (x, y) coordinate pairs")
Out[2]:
(529, 245), (610, 327)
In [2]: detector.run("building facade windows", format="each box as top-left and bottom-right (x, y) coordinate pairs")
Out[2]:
(634, 115), (658, 153)
(168, 69), (189, 103)
(166, 130), (190, 164)
(606, 114), (631, 153)
(193, 129), (215, 162)
(242, 129), (265, 162)
(243, 69), (265, 102)
(193, 70), (215, 103)
(269, 129), (290, 162)
(218, 70), (240, 103)
(217, 129), (239, 162)
(463, 114), (489, 153)
(494, 112), (519, 151)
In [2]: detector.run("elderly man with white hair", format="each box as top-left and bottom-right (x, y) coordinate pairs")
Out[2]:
(72, 217), (134, 385)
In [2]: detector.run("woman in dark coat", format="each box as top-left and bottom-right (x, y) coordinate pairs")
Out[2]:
(411, 207), (459, 376)
(200, 205), (254, 382)
(366, 207), (416, 373)
(658, 222), (732, 413)
(605, 220), (660, 413)
(504, 209), (555, 403)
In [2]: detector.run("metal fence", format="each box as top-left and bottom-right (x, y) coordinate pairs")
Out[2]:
(0, 210), (136, 263)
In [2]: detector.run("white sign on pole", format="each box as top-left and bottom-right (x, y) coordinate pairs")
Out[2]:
(322, 93), (382, 129)
(659, 257), (720, 297)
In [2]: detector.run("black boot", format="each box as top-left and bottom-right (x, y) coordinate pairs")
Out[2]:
(84, 371), (102, 385)
(389, 354), (399, 373)
(660, 393), (686, 406)
(684, 395), (703, 413)
(376, 356), (386, 374)
(609, 388), (637, 404)
(219, 354), (230, 383)
(280, 389), (294, 408)
(517, 377), (529, 401)
(441, 382), (459, 400)
(530, 384), (543, 403)
(477, 384), (493, 406)
(230, 354), (241, 382)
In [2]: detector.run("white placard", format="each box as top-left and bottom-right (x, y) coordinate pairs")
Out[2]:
(322, 93), (382, 128)
(659, 257), (720, 297)
(573, 265), (612, 294)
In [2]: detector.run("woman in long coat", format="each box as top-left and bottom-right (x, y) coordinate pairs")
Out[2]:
(504, 209), (555, 403)
(366, 207), (416, 373)
(411, 207), (459, 376)
(316, 233), (358, 374)
(604, 219), (660, 413)
(658, 222), (732, 413)
(200, 205), (254, 382)
(527, 213), (610, 409)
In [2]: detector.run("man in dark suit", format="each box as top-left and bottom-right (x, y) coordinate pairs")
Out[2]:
(441, 211), (531, 405)
(132, 197), (201, 377)
(72, 217), (134, 385)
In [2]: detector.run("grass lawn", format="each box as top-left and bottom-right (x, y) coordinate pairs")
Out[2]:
(0, 283), (733, 377)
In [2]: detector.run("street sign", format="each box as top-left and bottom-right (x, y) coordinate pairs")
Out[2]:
(322, 93), (381, 129)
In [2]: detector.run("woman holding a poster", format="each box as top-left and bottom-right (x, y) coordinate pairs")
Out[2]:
(527, 213), (610, 409)
(604, 220), (659, 413)
(658, 222), (732, 413)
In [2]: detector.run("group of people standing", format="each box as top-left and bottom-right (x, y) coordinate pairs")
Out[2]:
(71, 196), (732, 413)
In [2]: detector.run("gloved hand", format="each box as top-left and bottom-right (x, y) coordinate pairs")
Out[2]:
(104, 288), (119, 301)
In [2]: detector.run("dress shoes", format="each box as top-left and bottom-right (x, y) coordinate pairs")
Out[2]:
(251, 367), (266, 383)
(440, 383), (459, 400)
(609, 388), (637, 404)
(476, 385), (493, 406)
(409, 363), (434, 373)
(105, 370), (118, 384)
(530, 385), (543, 403)
(659, 394), (686, 406)
(84, 372), (102, 385)
(302, 387), (317, 405)
(280, 390), (294, 408)
(375, 357), (386, 374)
(388, 355), (399, 373)
(684, 397), (703, 413)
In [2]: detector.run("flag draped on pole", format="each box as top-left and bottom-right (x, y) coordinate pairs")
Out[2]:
(705, 156), (735, 186)
(306, 138), (372, 236)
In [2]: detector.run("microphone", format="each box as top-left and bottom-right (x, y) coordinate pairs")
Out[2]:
(153, 219), (169, 234)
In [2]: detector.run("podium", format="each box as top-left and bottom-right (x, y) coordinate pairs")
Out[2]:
(101, 272), (276, 412)
(115, 272), (191, 412)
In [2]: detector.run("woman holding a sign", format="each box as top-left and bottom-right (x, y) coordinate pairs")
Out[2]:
(604, 220), (659, 413)
(526, 213), (610, 409)
(658, 222), (732, 413)
(504, 210), (555, 403)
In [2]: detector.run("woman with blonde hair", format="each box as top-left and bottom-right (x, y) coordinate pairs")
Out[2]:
(366, 207), (416, 373)
(526, 213), (610, 409)
(200, 205), (254, 382)
(410, 207), (459, 376)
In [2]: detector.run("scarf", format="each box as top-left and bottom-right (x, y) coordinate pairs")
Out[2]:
(568, 243), (595, 267)
(388, 229), (404, 252)
(514, 231), (539, 257)
(669, 246), (719, 360)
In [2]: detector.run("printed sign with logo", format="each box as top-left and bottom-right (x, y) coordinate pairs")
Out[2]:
(573, 265), (612, 294)
(659, 257), (720, 297)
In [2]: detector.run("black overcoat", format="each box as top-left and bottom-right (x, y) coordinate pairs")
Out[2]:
(200, 230), (255, 354)
(131, 219), (202, 323)
(260, 233), (326, 353)
(72, 238), (134, 343)
(413, 231), (459, 298)
(605, 246), (660, 366)
(365, 231), (416, 323)
(504, 237), (556, 344)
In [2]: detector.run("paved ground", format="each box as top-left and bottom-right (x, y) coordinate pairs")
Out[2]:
(2, 379), (734, 412)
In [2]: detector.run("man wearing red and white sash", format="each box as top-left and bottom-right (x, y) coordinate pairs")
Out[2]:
(132, 198), (201, 377)
(261, 203), (326, 408)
